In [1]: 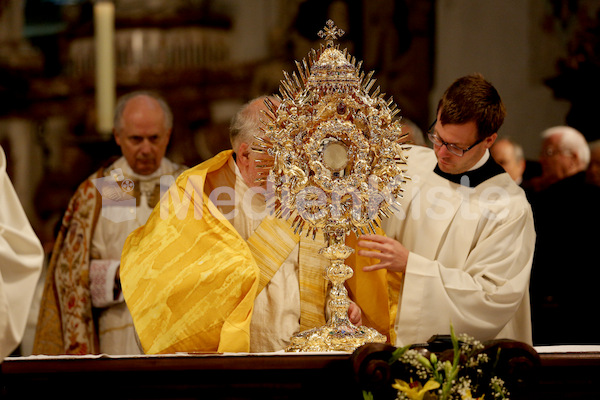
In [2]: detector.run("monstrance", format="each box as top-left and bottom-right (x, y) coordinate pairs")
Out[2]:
(253, 20), (410, 352)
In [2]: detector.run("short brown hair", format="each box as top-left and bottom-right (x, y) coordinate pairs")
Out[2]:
(436, 74), (506, 140)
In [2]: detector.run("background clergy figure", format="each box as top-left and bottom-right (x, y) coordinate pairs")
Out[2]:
(529, 126), (600, 345)
(359, 74), (535, 345)
(34, 91), (186, 355)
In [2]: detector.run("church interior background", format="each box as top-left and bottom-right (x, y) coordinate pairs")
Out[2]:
(0, 0), (597, 260)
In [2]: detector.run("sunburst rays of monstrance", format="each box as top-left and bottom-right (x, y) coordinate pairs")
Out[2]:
(252, 20), (410, 352)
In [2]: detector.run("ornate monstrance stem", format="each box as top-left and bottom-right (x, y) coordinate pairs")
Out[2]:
(286, 227), (386, 352)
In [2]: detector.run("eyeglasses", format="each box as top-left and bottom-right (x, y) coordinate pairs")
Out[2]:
(427, 120), (483, 157)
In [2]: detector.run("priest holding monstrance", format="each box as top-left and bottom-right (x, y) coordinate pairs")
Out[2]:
(120, 94), (390, 353)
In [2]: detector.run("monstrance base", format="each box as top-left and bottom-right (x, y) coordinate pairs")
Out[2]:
(286, 322), (386, 352)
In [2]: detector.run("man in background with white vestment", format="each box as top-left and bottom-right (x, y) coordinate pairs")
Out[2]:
(34, 91), (185, 355)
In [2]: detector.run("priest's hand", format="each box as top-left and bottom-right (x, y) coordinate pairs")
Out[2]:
(348, 302), (362, 326)
(357, 234), (409, 273)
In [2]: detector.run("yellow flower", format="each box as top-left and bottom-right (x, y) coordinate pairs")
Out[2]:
(461, 389), (484, 400)
(392, 378), (441, 400)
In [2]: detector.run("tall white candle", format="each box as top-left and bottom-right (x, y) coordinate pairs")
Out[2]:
(94, 1), (115, 135)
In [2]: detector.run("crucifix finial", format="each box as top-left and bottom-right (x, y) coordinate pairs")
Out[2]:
(318, 20), (345, 45)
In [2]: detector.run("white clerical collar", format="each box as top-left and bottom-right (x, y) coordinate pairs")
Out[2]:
(468, 149), (490, 171)
(115, 156), (171, 181)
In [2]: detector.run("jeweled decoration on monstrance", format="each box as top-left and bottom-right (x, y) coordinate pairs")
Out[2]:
(253, 20), (410, 352)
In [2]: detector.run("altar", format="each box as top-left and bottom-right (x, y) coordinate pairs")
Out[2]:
(2, 345), (600, 399)
(1, 351), (356, 399)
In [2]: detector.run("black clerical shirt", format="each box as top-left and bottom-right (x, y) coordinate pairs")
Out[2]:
(433, 155), (505, 187)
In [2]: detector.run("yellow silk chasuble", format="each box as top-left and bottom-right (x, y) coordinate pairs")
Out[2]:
(121, 151), (260, 354)
(121, 150), (393, 353)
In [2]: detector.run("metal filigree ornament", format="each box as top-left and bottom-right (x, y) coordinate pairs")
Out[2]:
(253, 20), (410, 352)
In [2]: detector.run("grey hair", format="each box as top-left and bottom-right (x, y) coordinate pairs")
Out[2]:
(113, 91), (173, 134)
(542, 126), (590, 169)
(229, 96), (279, 153)
(496, 136), (525, 162)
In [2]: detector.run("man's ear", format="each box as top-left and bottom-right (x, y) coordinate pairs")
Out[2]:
(484, 133), (498, 149)
(237, 142), (250, 169)
(114, 130), (121, 146)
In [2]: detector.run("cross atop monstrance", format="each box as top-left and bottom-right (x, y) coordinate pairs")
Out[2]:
(318, 19), (345, 45)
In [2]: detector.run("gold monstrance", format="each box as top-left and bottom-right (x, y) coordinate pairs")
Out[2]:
(253, 20), (409, 352)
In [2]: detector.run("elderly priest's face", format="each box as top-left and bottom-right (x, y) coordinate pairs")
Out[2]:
(114, 95), (172, 176)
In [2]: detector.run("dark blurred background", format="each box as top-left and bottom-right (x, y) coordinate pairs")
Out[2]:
(0, 0), (597, 250)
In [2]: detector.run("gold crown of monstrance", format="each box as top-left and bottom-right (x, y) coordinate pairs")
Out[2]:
(253, 20), (410, 352)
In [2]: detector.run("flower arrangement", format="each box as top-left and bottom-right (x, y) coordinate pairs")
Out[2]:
(363, 326), (511, 400)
